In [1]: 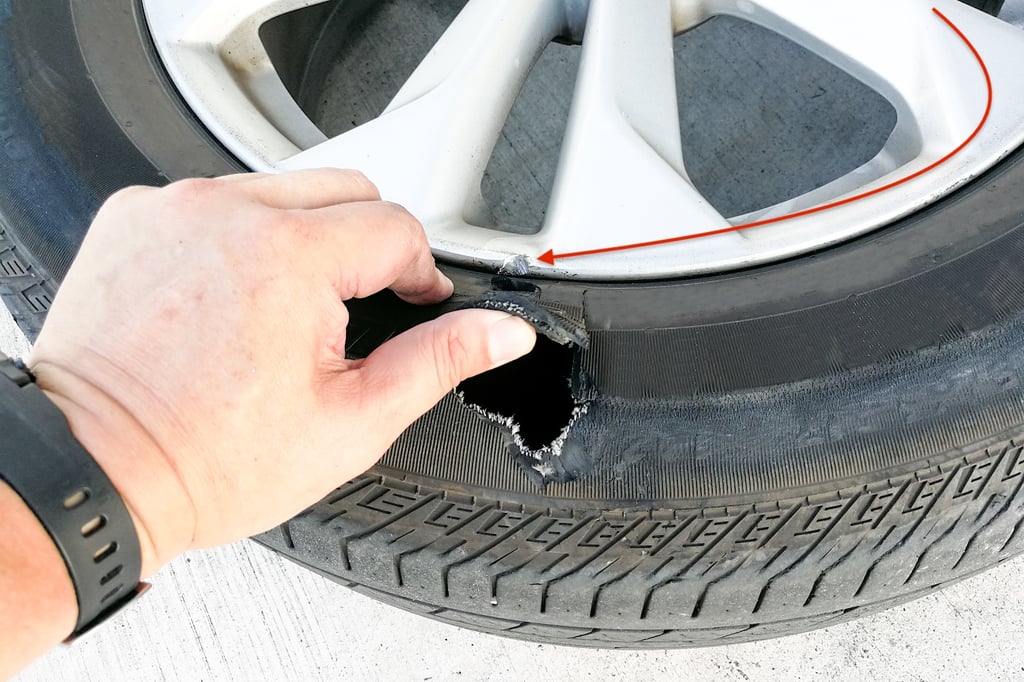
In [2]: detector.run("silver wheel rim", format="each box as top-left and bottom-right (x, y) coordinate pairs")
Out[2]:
(142, 0), (1024, 280)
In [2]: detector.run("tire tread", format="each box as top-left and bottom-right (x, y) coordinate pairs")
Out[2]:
(260, 436), (1024, 647)
(0, 223), (55, 340)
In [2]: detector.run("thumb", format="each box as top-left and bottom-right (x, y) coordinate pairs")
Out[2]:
(355, 309), (537, 434)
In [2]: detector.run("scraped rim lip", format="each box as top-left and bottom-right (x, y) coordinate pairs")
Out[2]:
(141, 0), (1024, 280)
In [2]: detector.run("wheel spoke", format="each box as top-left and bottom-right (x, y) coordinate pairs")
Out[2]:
(280, 0), (565, 226)
(145, 0), (1024, 278)
(144, 0), (332, 165)
(540, 0), (729, 251)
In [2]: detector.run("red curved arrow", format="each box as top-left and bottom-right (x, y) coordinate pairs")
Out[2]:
(538, 7), (992, 266)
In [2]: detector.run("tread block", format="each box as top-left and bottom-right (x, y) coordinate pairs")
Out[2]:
(262, 435), (1024, 647)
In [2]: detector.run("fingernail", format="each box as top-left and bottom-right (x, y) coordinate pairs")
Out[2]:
(438, 271), (455, 295)
(488, 314), (537, 366)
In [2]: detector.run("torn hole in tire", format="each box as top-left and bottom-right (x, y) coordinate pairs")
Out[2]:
(453, 292), (590, 485)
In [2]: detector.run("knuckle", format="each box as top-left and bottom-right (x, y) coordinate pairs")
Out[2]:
(434, 326), (474, 389)
(162, 177), (225, 210)
(107, 185), (150, 204)
(381, 203), (427, 247)
(341, 169), (381, 199)
(168, 176), (219, 197)
(380, 201), (416, 224)
(95, 186), (152, 227)
(265, 207), (305, 233)
(336, 268), (365, 299)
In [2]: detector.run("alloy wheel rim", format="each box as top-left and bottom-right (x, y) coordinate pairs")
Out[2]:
(142, 0), (1024, 280)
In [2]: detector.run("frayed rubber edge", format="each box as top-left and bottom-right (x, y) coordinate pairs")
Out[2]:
(453, 389), (589, 477)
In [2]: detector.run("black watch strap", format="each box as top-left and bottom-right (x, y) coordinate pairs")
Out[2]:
(0, 353), (146, 639)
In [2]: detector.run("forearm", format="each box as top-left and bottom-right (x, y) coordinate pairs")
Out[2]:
(0, 482), (77, 678)
(0, 361), (192, 678)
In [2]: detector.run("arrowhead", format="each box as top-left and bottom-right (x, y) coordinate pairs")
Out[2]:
(537, 249), (556, 265)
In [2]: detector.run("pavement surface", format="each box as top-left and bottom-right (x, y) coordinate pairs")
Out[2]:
(8, 2), (1024, 680)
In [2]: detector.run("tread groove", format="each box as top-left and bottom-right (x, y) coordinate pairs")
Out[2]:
(265, 431), (1024, 646)
(902, 510), (966, 586)
(750, 495), (861, 613)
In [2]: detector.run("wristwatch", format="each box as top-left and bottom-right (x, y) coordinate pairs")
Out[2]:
(0, 352), (147, 640)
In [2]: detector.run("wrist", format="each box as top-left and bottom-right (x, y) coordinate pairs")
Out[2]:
(31, 361), (196, 578)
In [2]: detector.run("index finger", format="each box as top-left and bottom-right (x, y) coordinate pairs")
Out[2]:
(298, 200), (453, 305)
(235, 168), (382, 209)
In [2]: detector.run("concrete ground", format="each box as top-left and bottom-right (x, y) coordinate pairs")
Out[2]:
(9, 3), (1024, 680)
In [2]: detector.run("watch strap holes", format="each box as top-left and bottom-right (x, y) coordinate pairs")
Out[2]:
(99, 564), (123, 586)
(93, 541), (117, 563)
(100, 586), (121, 604)
(63, 488), (90, 509)
(80, 515), (107, 537)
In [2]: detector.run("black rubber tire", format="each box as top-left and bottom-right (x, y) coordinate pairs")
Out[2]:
(3, 0), (1024, 647)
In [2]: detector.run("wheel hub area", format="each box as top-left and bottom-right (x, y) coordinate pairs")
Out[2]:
(142, 0), (1024, 280)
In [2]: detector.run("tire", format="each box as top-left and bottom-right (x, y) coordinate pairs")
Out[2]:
(3, 0), (1024, 647)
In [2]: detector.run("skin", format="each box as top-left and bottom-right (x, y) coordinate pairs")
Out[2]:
(0, 169), (537, 676)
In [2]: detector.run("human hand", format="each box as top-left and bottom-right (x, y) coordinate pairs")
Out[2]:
(28, 169), (537, 576)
